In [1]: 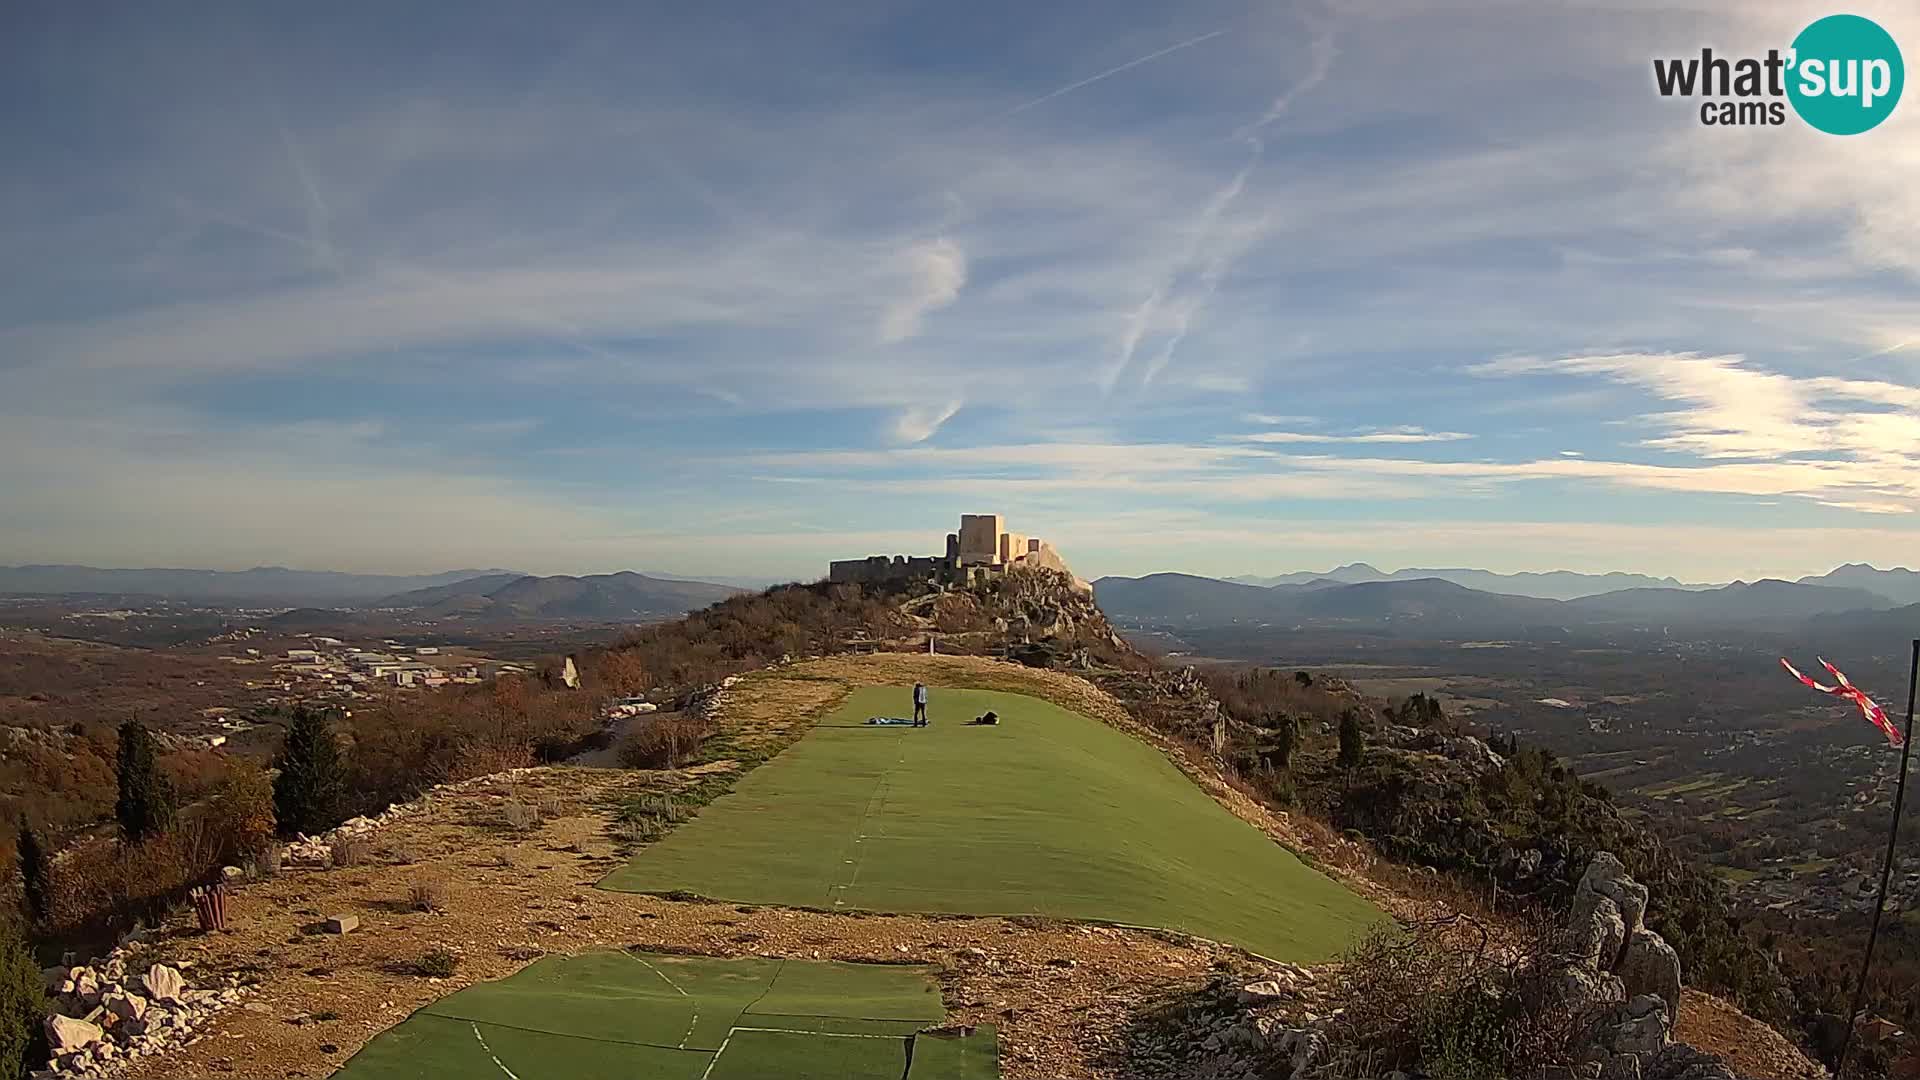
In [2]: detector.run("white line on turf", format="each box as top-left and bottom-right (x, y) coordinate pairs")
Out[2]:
(625, 951), (701, 1048)
(470, 1023), (523, 1079)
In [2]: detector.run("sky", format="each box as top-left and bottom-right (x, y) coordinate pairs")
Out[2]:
(3, 0), (1918, 584)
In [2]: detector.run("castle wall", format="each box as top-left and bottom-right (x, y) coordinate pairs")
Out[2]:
(958, 514), (1005, 565)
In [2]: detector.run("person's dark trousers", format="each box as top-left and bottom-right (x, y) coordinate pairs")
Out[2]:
(914, 703), (928, 725)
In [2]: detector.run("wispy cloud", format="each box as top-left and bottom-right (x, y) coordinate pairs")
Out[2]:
(878, 238), (967, 345)
(886, 400), (964, 444)
(1234, 427), (1473, 445)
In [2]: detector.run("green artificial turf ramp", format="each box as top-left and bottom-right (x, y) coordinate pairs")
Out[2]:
(746, 957), (947, 1022)
(705, 1029), (910, 1080)
(332, 951), (988, 1079)
(602, 685), (1386, 961)
(909, 1026), (1001, 1080)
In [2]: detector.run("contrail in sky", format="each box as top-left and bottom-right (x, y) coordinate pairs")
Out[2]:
(1008, 29), (1225, 116)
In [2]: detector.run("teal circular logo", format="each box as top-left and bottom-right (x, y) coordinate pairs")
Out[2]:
(1788, 14), (1904, 134)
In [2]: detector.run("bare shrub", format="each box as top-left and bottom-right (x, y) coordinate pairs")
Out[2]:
(46, 820), (219, 937)
(617, 716), (713, 770)
(329, 834), (370, 868)
(500, 800), (541, 831)
(409, 877), (450, 912)
(1320, 915), (1586, 1080)
(452, 741), (534, 780)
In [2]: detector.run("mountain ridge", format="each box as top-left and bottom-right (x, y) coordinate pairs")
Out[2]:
(379, 570), (742, 619)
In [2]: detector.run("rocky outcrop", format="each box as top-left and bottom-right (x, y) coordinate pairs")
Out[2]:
(1550, 854), (1745, 1080)
(37, 949), (255, 1078)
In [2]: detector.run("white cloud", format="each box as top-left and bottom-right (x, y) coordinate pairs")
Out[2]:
(886, 400), (963, 444)
(877, 238), (967, 345)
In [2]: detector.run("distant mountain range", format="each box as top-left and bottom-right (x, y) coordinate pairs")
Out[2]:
(1226, 562), (1703, 601)
(1798, 563), (1920, 606)
(1096, 568), (1908, 633)
(0, 564), (748, 616)
(376, 571), (741, 620)
(0, 565), (522, 605)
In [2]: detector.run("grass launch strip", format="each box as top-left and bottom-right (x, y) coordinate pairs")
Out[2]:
(602, 685), (1387, 962)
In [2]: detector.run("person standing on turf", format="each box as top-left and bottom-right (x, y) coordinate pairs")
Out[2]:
(913, 682), (929, 726)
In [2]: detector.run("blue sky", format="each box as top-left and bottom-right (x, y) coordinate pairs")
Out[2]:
(3, 0), (1918, 583)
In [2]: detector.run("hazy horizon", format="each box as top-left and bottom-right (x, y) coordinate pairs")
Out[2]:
(4, 2), (1916, 582)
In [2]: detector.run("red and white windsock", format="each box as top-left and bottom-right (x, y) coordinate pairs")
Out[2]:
(1781, 656), (1904, 747)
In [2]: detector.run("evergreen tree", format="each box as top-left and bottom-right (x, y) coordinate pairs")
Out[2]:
(1337, 709), (1366, 769)
(0, 915), (46, 1078)
(14, 817), (48, 926)
(114, 720), (175, 842)
(1272, 716), (1298, 772)
(273, 707), (347, 837)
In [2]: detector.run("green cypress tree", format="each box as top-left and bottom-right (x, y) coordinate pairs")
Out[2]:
(273, 707), (347, 837)
(0, 915), (46, 1078)
(1337, 708), (1366, 769)
(1272, 716), (1298, 772)
(14, 817), (48, 927)
(114, 720), (175, 842)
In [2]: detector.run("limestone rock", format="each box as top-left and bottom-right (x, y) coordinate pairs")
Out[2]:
(45, 1014), (103, 1054)
(142, 963), (185, 1003)
(1603, 1052), (1645, 1080)
(324, 914), (360, 934)
(1612, 1009), (1671, 1057)
(1643, 1044), (1742, 1080)
(1579, 853), (1648, 933)
(103, 990), (148, 1025)
(1618, 930), (1681, 1020)
(1236, 979), (1290, 1005)
(1570, 892), (1628, 971)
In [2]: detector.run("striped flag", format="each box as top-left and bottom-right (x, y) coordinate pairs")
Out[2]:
(1782, 656), (1904, 747)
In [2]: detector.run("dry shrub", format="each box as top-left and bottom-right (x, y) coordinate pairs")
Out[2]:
(242, 841), (283, 881)
(416, 946), (459, 978)
(205, 761), (277, 863)
(410, 877), (450, 912)
(617, 716), (714, 770)
(500, 800), (540, 831)
(329, 834), (370, 868)
(1321, 915), (1586, 1080)
(45, 820), (221, 937)
(593, 650), (652, 695)
(451, 741), (534, 781)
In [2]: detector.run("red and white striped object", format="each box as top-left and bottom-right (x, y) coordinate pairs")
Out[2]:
(1781, 656), (1904, 747)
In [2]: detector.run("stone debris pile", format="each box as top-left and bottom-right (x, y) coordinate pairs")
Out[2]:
(35, 954), (253, 1080)
(1119, 962), (1335, 1080)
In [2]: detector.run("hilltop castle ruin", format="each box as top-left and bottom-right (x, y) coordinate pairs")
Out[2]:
(829, 513), (1081, 588)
